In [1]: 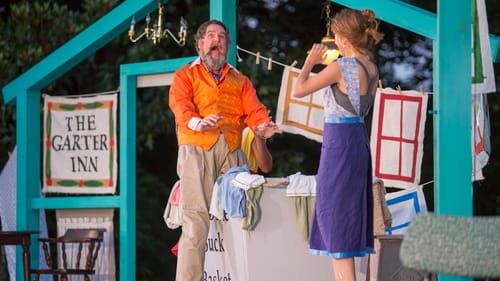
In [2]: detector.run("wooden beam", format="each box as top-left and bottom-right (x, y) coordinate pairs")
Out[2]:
(332, 0), (500, 62)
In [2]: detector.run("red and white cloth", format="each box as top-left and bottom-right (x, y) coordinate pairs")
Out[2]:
(370, 88), (428, 189)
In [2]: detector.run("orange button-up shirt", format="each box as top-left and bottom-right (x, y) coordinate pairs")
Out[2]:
(169, 58), (271, 152)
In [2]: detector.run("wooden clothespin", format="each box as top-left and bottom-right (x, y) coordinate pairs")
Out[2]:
(420, 85), (425, 95)
(290, 60), (298, 68)
(256, 52), (260, 64)
(396, 85), (403, 94)
(377, 80), (384, 95)
(267, 57), (272, 70)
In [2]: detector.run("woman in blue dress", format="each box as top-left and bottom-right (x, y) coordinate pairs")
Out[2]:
(293, 8), (384, 281)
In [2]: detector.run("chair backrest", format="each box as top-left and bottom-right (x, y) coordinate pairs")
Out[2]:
(33, 228), (106, 281)
(60, 228), (104, 243)
(399, 212), (500, 278)
(59, 228), (105, 272)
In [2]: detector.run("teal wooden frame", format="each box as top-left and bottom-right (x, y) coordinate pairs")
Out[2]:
(1, 0), (496, 280)
(118, 56), (195, 279)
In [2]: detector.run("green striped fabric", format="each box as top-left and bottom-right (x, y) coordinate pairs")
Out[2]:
(400, 212), (500, 278)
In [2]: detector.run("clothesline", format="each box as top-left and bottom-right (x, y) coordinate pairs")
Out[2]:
(237, 45), (437, 95)
(420, 180), (434, 187)
(236, 45), (298, 70)
(42, 89), (119, 98)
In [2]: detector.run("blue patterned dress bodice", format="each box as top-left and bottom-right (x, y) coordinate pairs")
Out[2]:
(324, 57), (362, 119)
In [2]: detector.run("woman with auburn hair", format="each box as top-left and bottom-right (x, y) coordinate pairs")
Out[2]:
(293, 8), (384, 281)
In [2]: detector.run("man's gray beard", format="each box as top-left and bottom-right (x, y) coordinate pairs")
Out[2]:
(202, 53), (227, 71)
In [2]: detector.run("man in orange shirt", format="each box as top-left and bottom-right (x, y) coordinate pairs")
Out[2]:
(169, 20), (281, 281)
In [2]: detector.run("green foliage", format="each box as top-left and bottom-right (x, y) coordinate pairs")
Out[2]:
(0, 96), (15, 169)
(136, 163), (179, 281)
(0, 1), (117, 84)
(0, 0), (120, 167)
(136, 87), (177, 151)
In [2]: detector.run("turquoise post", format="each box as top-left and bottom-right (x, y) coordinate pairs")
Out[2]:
(210, 0), (237, 66)
(434, 0), (472, 280)
(16, 89), (41, 281)
(118, 56), (195, 281)
(119, 71), (137, 281)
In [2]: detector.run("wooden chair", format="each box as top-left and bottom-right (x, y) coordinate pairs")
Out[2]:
(31, 228), (106, 281)
(0, 230), (40, 281)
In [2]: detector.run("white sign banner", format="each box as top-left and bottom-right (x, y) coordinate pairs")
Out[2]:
(370, 88), (428, 189)
(275, 66), (326, 143)
(472, 0), (496, 94)
(204, 215), (247, 281)
(43, 94), (118, 194)
(385, 186), (428, 235)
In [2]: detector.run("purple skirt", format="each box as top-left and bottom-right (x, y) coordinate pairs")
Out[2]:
(309, 122), (374, 258)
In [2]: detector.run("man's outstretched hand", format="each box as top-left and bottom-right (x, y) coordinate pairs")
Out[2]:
(253, 121), (282, 140)
(195, 114), (223, 131)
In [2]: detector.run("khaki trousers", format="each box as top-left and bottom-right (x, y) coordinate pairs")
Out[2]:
(175, 135), (246, 281)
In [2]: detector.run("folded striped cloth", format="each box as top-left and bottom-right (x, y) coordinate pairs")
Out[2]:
(286, 172), (316, 197)
(231, 171), (266, 190)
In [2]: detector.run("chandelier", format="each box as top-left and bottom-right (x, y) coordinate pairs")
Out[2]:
(128, 1), (187, 46)
(319, 1), (339, 65)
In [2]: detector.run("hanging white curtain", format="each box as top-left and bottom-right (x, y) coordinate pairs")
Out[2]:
(55, 209), (116, 281)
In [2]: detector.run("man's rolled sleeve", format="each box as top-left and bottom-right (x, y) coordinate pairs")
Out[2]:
(169, 68), (200, 128)
(241, 76), (271, 127)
